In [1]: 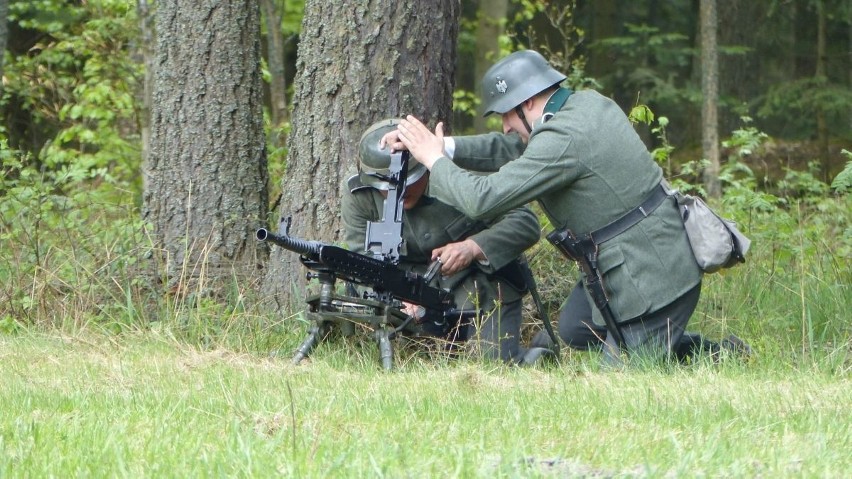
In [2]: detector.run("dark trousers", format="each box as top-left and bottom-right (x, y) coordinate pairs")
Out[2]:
(556, 281), (719, 360)
(457, 299), (523, 362)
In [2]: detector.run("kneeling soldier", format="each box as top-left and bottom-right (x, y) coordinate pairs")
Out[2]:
(342, 119), (541, 362)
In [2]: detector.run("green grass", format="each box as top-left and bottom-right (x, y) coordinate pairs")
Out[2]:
(2, 330), (850, 478)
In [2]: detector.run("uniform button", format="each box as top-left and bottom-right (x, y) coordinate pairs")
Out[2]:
(423, 233), (431, 240)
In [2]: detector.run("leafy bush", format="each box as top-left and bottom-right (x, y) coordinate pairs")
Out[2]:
(0, 0), (148, 330)
(628, 112), (852, 360)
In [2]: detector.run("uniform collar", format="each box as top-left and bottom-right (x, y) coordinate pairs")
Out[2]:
(536, 87), (574, 128)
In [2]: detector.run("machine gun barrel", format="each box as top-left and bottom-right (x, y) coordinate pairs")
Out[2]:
(256, 218), (452, 314)
(256, 227), (322, 257)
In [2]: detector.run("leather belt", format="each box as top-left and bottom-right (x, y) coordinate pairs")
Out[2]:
(588, 184), (670, 244)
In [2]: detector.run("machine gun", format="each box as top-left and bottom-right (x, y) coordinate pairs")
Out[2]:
(257, 151), (474, 370)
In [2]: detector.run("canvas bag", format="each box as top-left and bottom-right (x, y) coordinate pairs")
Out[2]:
(673, 192), (751, 273)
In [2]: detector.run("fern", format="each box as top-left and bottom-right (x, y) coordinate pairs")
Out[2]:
(830, 150), (852, 194)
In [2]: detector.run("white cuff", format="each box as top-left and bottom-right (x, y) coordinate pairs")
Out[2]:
(443, 137), (455, 159)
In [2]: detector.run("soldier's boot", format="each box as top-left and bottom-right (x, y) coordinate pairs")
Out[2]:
(720, 334), (754, 361)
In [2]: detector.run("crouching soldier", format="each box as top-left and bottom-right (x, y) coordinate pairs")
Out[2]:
(341, 119), (541, 362)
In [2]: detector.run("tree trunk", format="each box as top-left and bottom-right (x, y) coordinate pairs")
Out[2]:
(143, 0), (268, 295)
(0, 0), (8, 87)
(815, 0), (829, 177)
(587, 0), (617, 79)
(262, 0), (459, 310)
(700, 0), (721, 198)
(261, 0), (289, 148)
(473, 0), (507, 133)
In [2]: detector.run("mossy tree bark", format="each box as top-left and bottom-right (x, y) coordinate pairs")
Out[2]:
(143, 0), (268, 295)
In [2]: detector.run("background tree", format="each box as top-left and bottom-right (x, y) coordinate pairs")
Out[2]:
(143, 1), (268, 294)
(473, 0), (508, 133)
(701, 0), (721, 198)
(0, 0), (8, 86)
(717, 0), (760, 135)
(262, 0), (288, 144)
(814, 0), (828, 170)
(261, 0), (459, 309)
(260, 0), (302, 151)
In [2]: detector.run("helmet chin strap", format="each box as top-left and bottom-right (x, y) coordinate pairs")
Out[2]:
(514, 105), (533, 134)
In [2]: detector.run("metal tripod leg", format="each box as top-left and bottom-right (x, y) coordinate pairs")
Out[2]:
(375, 326), (394, 371)
(292, 320), (327, 365)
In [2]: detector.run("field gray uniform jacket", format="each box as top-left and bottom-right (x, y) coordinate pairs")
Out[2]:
(427, 89), (702, 326)
(341, 177), (540, 312)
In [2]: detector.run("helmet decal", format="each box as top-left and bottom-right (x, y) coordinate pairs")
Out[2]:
(495, 77), (508, 94)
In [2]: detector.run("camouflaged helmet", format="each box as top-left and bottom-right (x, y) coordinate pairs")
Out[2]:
(480, 50), (567, 117)
(357, 118), (427, 190)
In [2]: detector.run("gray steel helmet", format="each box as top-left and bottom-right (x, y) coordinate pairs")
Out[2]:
(480, 50), (567, 117)
(358, 118), (427, 191)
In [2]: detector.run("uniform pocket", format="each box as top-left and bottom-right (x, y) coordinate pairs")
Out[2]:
(596, 244), (652, 322)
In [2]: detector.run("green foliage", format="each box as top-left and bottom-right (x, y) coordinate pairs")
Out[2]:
(507, 0), (599, 92)
(0, 139), (147, 326)
(592, 23), (695, 105)
(724, 172), (848, 351)
(511, 0), (582, 63)
(628, 104), (654, 125)
(626, 109), (850, 352)
(595, 23), (692, 66)
(722, 116), (769, 157)
(757, 76), (852, 141)
(8, 0), (85, 33)
(259, 0), (303, 36)
(3, 0), (142, 187)
(452, 89), (480, 118)
(0, 0), (147, 328)
(628, 105), (677, 174)
(830, 150), (852, 194)
(279, 0), (305, 35)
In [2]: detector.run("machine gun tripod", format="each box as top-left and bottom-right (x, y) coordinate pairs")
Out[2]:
(257, 219), (469, 370)
(294, 266), (461, 371)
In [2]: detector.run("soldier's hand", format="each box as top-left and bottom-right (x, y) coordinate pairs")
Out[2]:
(397, 115), (445, 169)
(401, 301), (422, 319)
(379, 129), (406, 153)
(432, 239), (484, 276)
